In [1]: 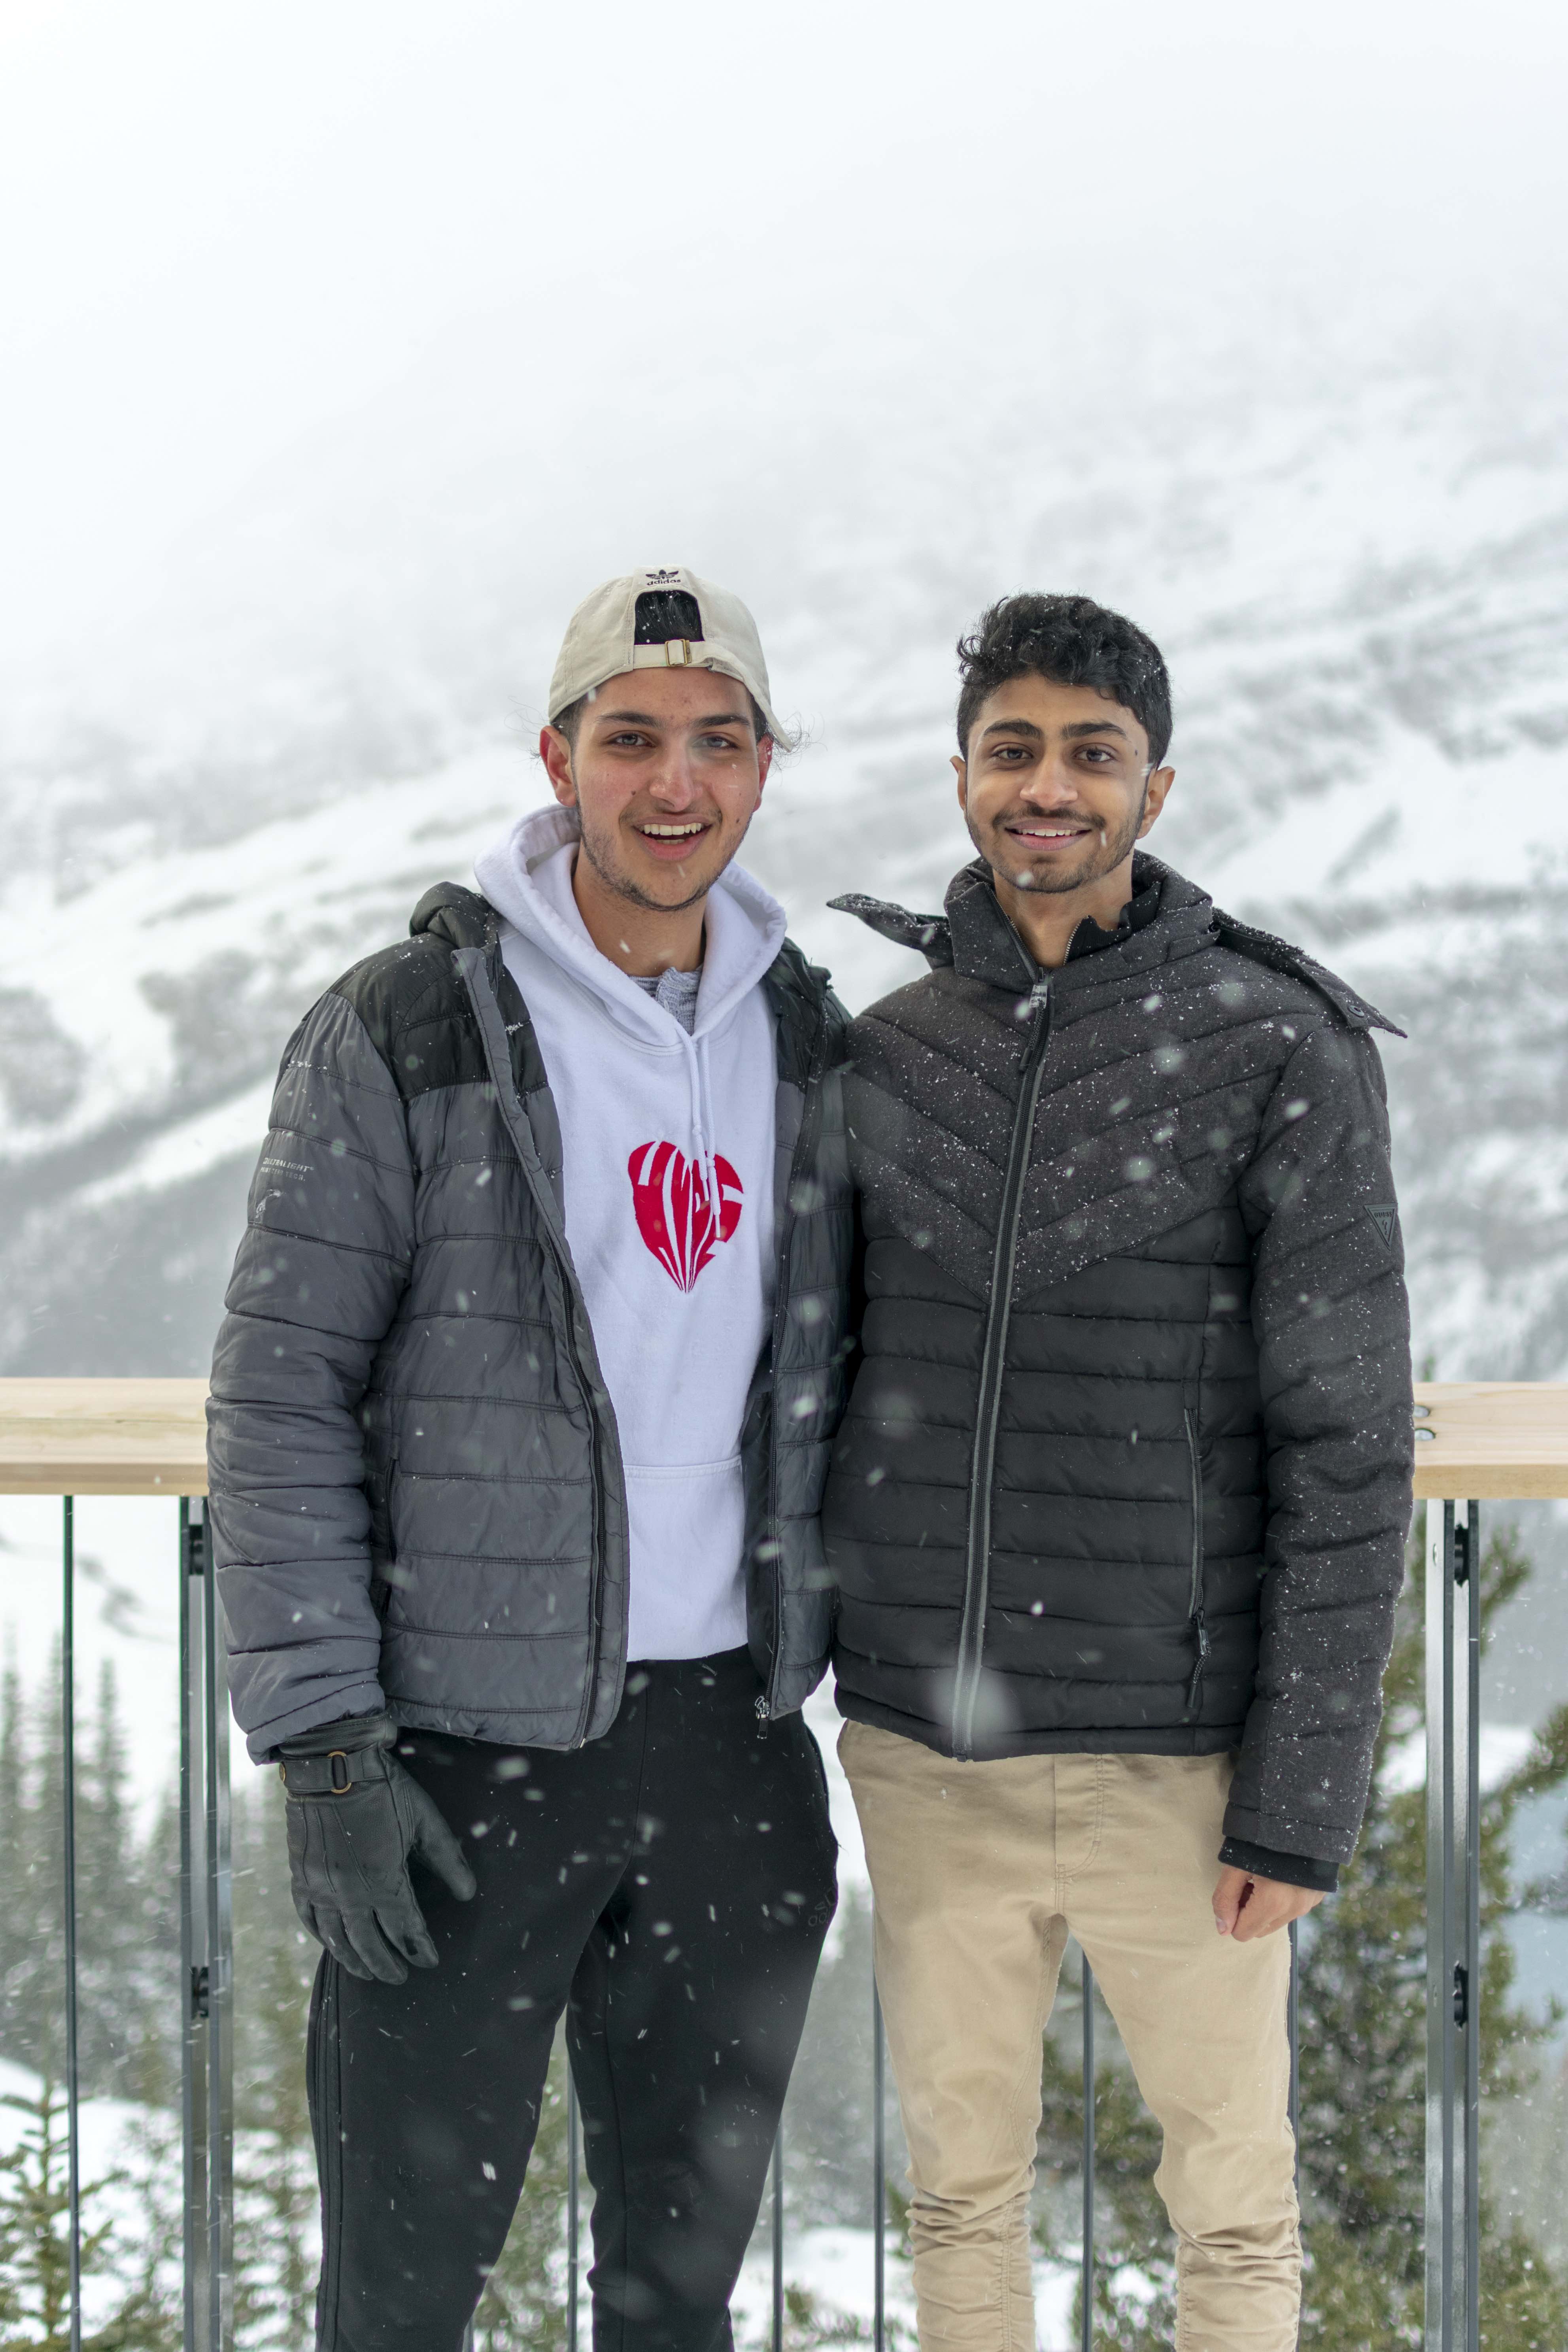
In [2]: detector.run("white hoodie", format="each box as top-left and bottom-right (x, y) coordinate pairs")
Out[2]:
(473, 805), (785, 1662)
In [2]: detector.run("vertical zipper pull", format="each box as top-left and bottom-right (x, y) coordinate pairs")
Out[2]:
(754, 1693), (770, 1734)
(1014, 978), (1051, 1069)
(1185, 1616), (1211, 1715)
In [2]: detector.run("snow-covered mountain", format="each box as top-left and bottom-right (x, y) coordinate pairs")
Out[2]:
(5, 284), (1567, 1380)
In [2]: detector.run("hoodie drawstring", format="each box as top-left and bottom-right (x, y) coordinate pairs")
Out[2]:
(676, 1024), (721, 1219)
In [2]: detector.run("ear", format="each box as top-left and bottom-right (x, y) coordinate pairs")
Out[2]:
(754, 733), (774, 804)
(1138, 765), (1175, 837)
(952, 752), (968, 812)
(540, 725), (578, 807)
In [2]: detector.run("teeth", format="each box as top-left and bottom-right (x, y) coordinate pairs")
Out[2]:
(641, 824), (706, 838)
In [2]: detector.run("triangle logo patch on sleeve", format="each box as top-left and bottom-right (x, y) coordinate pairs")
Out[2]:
(1369, 1203), (1399, 1247)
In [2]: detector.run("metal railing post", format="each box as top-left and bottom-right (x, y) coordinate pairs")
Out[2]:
(180, 1498), (233, 2352)
(1288, 1917), (1300, 2186)
(1081, 1951), (1095, 2352)
(202, 1498), (234, 2352)
(180, 1500), (206, 2352)
(1462, 1505), (1481, 2352)
(567, 2065), (580, 2352)
(62, 1496), (82, 2352)
(873, 1980), (886, 2352)
(1426, 1498), (1481, 2352)
(771, 2121), (784, 2352)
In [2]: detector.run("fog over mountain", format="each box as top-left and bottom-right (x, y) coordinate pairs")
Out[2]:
(3, 0), (1566, 1383)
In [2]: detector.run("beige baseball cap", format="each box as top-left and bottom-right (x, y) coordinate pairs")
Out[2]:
(547, 566), (788, 743)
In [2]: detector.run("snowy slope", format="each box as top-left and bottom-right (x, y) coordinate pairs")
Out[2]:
(3, 299), (1567, 1379)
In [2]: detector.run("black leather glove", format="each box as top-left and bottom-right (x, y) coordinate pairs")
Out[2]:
(276, 1712), (476, 1983)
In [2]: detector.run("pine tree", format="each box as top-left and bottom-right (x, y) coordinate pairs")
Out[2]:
(0, 1647), (29, 2079)
(0, 2078), (178, 2350)
(0, 1649), (178, 2106)
(226, 1768), (320, 2350)
(1030, 1529), (1568, 2349)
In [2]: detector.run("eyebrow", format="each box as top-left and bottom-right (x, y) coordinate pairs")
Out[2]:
(979, 716), (1132, 745)
(595, 707), (752, 730)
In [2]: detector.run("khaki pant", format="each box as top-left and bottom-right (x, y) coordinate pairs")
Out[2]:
(840, 1724), (1300, 2352)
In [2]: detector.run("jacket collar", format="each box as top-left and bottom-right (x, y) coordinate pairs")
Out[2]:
(942, 853), (1215, 994)
(830, 854), (1402, 1035)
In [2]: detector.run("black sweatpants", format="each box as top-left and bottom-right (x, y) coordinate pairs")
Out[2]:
(307, 1650), (838, 2352)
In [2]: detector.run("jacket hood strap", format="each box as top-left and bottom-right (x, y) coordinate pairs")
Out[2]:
(827, 893), (954, 969)
(409, 881), (501, 951)
(1210, 908), (1406, 1038)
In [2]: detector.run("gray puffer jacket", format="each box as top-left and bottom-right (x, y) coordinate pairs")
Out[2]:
(208, 883), (854, 1761)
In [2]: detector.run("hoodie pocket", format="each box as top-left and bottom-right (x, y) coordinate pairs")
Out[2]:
(1183, 1407), (1210, 1718)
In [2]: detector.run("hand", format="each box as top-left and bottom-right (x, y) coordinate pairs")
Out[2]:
(278, 1716), (477, 1983)
(1212, 1865), (1324, 1943)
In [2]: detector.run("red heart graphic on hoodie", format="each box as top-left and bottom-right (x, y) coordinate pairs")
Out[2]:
(628, 1142), (743, 1292)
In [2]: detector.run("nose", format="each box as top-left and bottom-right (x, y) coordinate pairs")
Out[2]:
(646, 746), (702, 808)
(1019, 748), (1082, 805)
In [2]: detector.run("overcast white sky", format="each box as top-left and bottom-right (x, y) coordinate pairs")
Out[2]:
(2, 0), (1566, 695)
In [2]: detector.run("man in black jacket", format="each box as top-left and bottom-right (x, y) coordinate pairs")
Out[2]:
(824, 593), (1413, 2352)
(208, 569), (851, 2352)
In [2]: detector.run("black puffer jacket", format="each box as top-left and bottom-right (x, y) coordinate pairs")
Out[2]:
(822, 855), (1413, 1872)
(208, 883), (853, 1761)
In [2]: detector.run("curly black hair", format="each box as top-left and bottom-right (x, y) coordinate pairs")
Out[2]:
(955, 593), (1171, 766)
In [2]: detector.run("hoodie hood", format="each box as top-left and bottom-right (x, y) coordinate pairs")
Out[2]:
(474, 803), (786, 1048)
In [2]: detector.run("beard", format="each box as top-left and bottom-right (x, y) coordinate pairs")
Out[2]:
(576, 807), (725, 914)
(967, 787), (1148, 895)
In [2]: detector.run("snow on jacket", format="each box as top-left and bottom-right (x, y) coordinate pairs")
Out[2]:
(474, 806), (784, 1661)
(206, 850), (853, 1760)
(822, 853), (1414, 1872)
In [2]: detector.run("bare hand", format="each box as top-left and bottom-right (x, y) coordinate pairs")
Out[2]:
(1212, 1865), (1324, 1943)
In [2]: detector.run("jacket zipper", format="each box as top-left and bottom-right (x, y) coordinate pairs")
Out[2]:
(459, 948), (616, 1749)
(1183, 1406), (1209, 1716)
(953, 976), (1052, 1757)
(756, 992), (829, 1727)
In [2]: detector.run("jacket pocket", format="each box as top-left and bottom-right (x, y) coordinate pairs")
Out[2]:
(1183, 1407), (1210, 1717)
(361, 1396), (397, 1598)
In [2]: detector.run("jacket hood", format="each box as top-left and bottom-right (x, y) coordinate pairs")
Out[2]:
(830, 852), (1404, 1038)
(472, 803), (787, 1048)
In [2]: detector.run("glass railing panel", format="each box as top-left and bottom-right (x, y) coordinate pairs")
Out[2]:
(1477, 1502), (1568, 2345)
(734, 1689), (911, 2348)
(0, 1492), (184, 2343)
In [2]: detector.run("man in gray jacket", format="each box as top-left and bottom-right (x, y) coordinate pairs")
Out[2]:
(208, 568), (852, 2352)
(824, 593), (1414, 2352)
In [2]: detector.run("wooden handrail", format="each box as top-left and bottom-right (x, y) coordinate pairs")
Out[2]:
(1410, 1381), (1568, 1499)
(0, 1379), (209, 1495)
(0, 1377), (1561, 1500)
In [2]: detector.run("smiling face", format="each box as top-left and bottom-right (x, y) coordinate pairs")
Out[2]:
(954, 673), (1173, 900)
(540, 667), (772, 915)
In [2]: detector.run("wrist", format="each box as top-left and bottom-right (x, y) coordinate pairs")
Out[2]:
(276, 1713), (399, 1798)
(1219, 1837), (1339, 1894)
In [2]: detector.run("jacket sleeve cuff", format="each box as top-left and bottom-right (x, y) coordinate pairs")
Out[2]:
(1219, 1837), (1339, 1893)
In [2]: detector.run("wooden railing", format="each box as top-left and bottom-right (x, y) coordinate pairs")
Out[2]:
(2, 1377), (1559, 1499)
(2, 1378), (1565, 2352)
